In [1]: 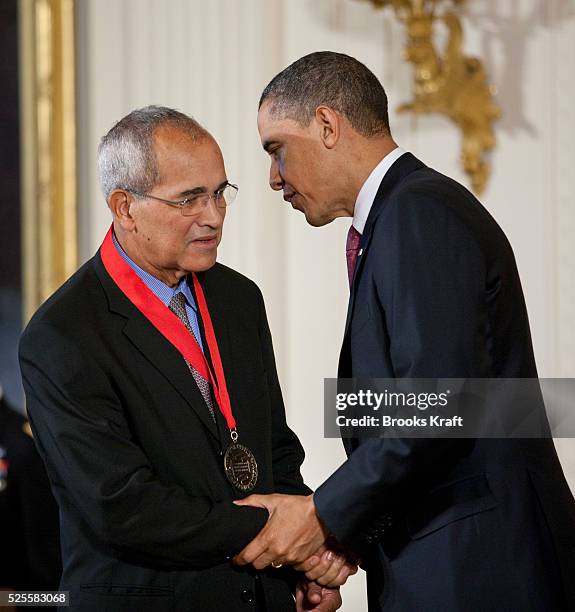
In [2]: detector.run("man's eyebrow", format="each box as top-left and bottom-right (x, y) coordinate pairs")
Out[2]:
(263, 140), (279, 153)
(177, 180), (228, 198)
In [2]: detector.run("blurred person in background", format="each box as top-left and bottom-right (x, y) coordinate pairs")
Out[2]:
(0, 383), (61, 603)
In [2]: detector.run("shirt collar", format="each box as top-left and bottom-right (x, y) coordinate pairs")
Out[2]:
(352, 147), (406, 234)
(112, 232), (197, 311)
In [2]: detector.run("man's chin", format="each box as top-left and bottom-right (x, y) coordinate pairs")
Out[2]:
(304, 210), (335, 228)
(184, 252), (218, 274)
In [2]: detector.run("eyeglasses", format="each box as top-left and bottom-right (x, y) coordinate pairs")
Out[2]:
(129, 182), (238, 216)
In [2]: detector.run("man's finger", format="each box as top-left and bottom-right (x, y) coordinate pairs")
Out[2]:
(233, 494), (268, 509)
(295, 580), (306, 611)
(312, 587), (342, 612)
(250, 550), (278, 570)
(314, 550), (347, 586)
(232, 531), (270, 565)
(295, 554), (320, 572)
(305, 549), (344, 582)
(305, 581), (323, 605)
(323, 564), (351, 588)
(304, 555), (332, 581)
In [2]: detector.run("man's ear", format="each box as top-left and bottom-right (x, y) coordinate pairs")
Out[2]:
(314, 106), (340, 150)
(108, 189), (136, 231)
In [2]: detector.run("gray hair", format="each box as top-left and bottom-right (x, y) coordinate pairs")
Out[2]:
(259, 51), (390, 137)
(97, 105), (208, 200)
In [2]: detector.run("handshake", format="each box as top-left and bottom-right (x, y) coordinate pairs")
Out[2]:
(233, 493), (359, 612)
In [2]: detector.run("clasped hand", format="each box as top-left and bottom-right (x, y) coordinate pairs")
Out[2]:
(232, 493), (358, 587)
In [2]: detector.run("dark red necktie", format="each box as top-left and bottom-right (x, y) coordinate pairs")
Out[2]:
(346, 225), (362, 288)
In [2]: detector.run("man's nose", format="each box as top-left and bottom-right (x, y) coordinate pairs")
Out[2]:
(269, 159), (283, 191)
(195, 196), (224, 227)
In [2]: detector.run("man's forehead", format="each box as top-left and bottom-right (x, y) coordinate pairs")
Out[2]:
(152, 130), (226, 189)
(154, 130), (224, 167)
(257, 102), (276, 133)
(154, 124), (210, 150)
(258, 105), (304, 142)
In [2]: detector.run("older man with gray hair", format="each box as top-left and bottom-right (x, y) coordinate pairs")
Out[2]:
(19, 106), (349, 611)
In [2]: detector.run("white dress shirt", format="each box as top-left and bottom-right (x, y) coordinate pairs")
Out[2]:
(352, 147), (406, 234)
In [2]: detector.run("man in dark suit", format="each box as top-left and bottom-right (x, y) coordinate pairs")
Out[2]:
(234, 52), (575, 611)
(19, 106), (345, 611)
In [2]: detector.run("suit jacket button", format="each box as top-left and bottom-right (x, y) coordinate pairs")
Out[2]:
(241, 588), (255, 604)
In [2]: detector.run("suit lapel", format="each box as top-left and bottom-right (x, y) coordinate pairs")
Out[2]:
(340, 153), (426, 361)
(94, 255), (220, 441)
(196, 267), (266, 449)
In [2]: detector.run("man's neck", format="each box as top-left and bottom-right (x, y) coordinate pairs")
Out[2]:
(357, 141), (398, 191)
(345, 137), (399, 218)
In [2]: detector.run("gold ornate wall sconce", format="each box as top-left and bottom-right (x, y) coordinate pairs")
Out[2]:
(364, 0), (500, 194)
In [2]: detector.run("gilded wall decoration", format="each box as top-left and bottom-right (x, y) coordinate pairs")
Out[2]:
(19, 0), (77, 320)
(364, 0), (500, 194)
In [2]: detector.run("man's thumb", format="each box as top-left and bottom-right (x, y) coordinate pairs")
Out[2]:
(306, 581), (323, 604)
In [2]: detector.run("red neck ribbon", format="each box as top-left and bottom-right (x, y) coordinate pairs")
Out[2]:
(100, 226), (236, 432)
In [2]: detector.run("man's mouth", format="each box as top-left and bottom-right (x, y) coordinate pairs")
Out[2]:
(192, 235), (218, 249)
(283, 192), (301, 210)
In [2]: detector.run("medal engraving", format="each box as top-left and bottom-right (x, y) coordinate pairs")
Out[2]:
(224, 443), (258, 491)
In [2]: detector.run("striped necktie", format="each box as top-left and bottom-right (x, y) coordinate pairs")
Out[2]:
(168, 292), (216, 422)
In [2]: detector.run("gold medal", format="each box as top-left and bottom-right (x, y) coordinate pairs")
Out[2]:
(224, 442), (258, 491)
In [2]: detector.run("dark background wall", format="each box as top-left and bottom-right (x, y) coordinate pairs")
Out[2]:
(0, 0), (23, 409)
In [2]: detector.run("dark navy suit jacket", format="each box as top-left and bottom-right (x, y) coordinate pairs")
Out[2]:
(315, 153), (575, 611)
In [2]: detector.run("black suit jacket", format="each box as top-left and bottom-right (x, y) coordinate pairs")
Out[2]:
(19, 253), (310, 611)
(315, 153), (575, 611)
